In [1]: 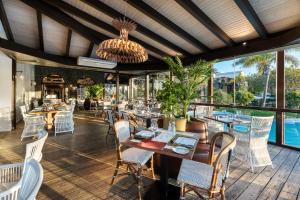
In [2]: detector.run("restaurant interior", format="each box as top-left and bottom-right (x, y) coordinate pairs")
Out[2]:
(0, 0), (300, 200)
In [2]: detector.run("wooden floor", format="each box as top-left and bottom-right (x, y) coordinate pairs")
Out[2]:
(0, 111), (300, 200)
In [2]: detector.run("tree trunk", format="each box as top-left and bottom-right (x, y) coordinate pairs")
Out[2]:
(261, 68), (271, 107)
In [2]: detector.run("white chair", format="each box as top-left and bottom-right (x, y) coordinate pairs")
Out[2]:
(0, 159), (43, 200)
(105, 110), (115, 143)
(25, 131), (48, 162)
(111, 120), (154, 200)
(177, 132), (236, 200)
(54, 111), (74, 136)
(20, 106), (46, 141)
(232, 116), (274, 172)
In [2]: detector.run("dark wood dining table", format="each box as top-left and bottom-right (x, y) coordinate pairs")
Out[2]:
(122, 130), (200, 200)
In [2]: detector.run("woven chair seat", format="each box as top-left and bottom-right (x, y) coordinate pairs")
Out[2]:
(122, 147), (154, 166)
(178, 159), (223, 190)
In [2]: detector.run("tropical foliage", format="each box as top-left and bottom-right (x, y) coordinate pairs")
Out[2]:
(86, 83), (104, 99)
(235, 52), (298, 106)
(163, 56), (214, 118)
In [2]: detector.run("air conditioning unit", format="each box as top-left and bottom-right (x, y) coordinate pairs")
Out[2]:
(77, 56), (117, 69)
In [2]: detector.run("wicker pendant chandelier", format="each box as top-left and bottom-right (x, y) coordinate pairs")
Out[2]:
(96, 18), (148, 63)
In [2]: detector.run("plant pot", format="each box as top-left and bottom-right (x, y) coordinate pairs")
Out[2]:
(175, 118), (187, 131)
(83, 98), (91, 110)
(163, 117), (170, 129)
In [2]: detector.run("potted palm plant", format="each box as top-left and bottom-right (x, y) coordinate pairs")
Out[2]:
(84, 83), (104, 110)
(162, 56), (214, 131)
(156, 80), (180, 129)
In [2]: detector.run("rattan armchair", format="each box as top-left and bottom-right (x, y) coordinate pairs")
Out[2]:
(111, 120), (154, 200)
(177, 132), (236, 200)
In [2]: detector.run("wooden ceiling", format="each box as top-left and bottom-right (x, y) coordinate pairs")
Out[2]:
(0, 0), (299, 75)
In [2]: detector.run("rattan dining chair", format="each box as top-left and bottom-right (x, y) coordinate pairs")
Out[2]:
(232, 116), (274, 172)
(20, 106), (46, 141)
(54, 111), (74, 136)
(111, 120), (155, 200)
(177, 132), (236, 200)
(25, 131), (48, 162)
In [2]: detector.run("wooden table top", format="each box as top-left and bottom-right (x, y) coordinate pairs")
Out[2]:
(122, 130), (199, 160)
(29, 109), (61, 114)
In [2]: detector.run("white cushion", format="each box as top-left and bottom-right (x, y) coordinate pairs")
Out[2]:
(178, 159), (223, 190)
(122, 148), (154, 166)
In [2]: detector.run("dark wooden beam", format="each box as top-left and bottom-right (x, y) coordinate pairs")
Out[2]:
(20, 0), (104, 44)
(82, 0), (192, 56)
(175, 0), (234, 46)
(126, 0), (209, 52)
(234, 0), (267, 38)
(65, 29), (72, 57)
(0, 0), (14, 41)
(276, 50), (284, 145)
(45, 0), (169, 58)
(0, 37), (166, 71)
(187, 26), (300, 64)
(115, 61), (168, 71)
(36, 11), (44, 51)
(86, 42), (94, 57)
(11, 59), (16, 129)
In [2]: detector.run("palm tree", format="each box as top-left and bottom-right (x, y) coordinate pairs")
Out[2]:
(235, 52), (298, 107)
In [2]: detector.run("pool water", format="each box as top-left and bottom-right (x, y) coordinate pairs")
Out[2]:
(214, 113), (300, 148)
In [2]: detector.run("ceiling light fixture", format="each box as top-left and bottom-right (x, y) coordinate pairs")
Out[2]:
(96, 1), (148, 63)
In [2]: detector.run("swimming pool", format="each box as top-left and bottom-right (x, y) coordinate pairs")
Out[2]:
(213, 112), (300, 148)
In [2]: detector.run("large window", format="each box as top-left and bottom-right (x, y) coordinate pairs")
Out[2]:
(284, 47), (300, 148)
(213, 52), (277, 107)
(149, 72), (170, 100)
(132, 76), (145, 100)
(284, 47), (300, 109)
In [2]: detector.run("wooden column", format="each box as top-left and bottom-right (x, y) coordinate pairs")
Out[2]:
(207, 76), (214, 104)
(12, 59), (16, 129)
(116, 72), (119, 103)
(128, 78), (133, 101)
(145, 74), (149, 102)
(276, 50), (285, 145)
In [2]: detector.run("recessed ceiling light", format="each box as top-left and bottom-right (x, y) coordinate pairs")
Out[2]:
(242, 42), (247, 46)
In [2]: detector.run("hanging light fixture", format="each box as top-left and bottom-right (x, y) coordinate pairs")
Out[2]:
(96, 1), (148, 63)
(96, 18), (148, 63)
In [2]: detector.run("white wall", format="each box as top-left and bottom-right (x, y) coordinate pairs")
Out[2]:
(0, 51), (12, 132)
(16, 62), (35, 122)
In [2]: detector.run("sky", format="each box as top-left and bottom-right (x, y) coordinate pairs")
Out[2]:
(214, 49), (300, 76)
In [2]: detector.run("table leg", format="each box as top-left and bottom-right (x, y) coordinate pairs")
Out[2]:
(47, 112), (53, 129)
(160, 155), (169, 200)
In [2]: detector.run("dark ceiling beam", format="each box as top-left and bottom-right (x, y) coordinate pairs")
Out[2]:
(0, 37), (167, 71)
(81, 0), (192, 56)
(115, 62), (168, 71)
(126, 0), (209, 52)
(0, 0), (14, 41)
(65, 29), (72, 57)
(234, 0), (268, 38)
(186, 26), (300, 64)
(175, 0), (234, 46)
(43, 0), (168, 59)
(20, 0), (104, 44)
(36, 11), (44, 51)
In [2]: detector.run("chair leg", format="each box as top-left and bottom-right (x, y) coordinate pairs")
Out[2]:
(180, 183), (185, 200)
(137, 167), (142, 200)
(150, 156), (155, 179)
(220, 186), (226, 200)
(106, 125), (111, 144)
(111, 161), (120, 185)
